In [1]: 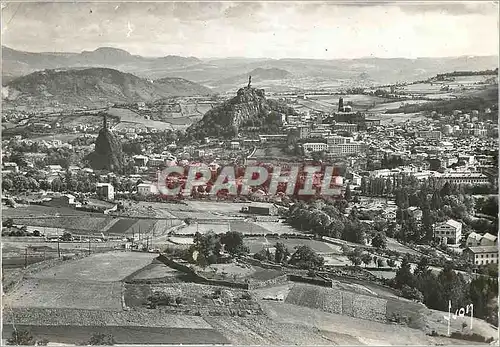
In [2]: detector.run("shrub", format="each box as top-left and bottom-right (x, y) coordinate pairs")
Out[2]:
(401, 285), (424, 302)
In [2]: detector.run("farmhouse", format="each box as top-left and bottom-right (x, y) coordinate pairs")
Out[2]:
(463, 246), (499, 266)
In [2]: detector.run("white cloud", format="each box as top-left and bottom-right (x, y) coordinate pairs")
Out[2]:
(2, 2), (498, 58)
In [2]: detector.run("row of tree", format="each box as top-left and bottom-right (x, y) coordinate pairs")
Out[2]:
(392, 256), (498, 326)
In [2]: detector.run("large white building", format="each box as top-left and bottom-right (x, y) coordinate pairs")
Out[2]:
(303, 142), (328, 153)
(434, 219), (462, 244)
(328, 142), (364, 156)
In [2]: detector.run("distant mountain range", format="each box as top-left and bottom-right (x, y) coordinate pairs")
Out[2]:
(2, 46), (498, 92)
(2, 67), (212, 109)
(2, 46), (201, 84)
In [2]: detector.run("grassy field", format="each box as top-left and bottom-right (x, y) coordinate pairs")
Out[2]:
(31, 251), (156, 282)
(260, 301), (471, 345)
(175, 223), (231, 235)
(253, 221), (302, 235)
(4, 278), (123, 310)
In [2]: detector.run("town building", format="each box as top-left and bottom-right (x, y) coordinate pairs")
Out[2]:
(480, 233), (498, 246)
(418, 131), (442, 140)
(303, 142), (328, 153)
(230, 141), (240, 150)
(137, 183), (159, 196)
(334, 122), (358, 133)
(466, 232), (482, 247)
(434, 219), (462, 244)
(258, 134), (288, 144)
(133, 155), (149, 167)
(463, 246), (499, 266)
(328, 142), (365, 156)
(96, 183), (115, 200)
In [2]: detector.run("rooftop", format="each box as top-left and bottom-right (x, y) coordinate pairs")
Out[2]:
(466, 246), (499, 254)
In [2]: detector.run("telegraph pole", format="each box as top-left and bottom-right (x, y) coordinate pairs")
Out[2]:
(24, 248), (28, 268)
(57, 239), (61, 258)
(88, 238), (91, 255)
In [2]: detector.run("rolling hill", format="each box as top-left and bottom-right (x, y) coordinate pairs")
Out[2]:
(2, 67), (212, 109)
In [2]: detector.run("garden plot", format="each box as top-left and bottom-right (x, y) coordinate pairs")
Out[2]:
(31, 251), (157, 282)
(127, 261), (185, 281)
(4, 279), (122, 310)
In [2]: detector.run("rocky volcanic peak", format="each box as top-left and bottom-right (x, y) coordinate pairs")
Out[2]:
(188, 84), (295, 139)
(87, 116), (125, 172)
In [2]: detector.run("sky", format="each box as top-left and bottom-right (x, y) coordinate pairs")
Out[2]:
(1, 1), (499, 59)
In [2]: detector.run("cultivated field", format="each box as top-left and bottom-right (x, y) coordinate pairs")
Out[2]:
(107, 107), (174, 131)
(31, 251), (156, 282)
(4, 279), (123, 310)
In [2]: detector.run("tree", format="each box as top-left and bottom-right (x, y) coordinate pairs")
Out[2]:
(289, 245), (324, 270)
(60, 232), (73, 242)
(88, 333), (115, 345)
(371, 233), (387, 249)
(344, 184), (352, 201)
(377, 258), (386, 267)
(51, 177), (63, 192)
(2, 177), (13, 191)
(361, 253), (372, 267)
(387, 259), (396, 267)
(190, 231), (222, 265)
(220, 231), (249, 256)
(347, 248), (362, 267)
(414, 257), (430, 276)
(274, 242), (290, 264)
(394, 256), (414, 289)
(7, 330), (35, 345)
(401, 285), (424, 302)
(3, 218), (14, 228)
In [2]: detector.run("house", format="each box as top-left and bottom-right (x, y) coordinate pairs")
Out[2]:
(408, 206), (423, 221)
(480, 233), (498, 246)
(96, 183), (115, 201)
(434, 219), (462, 244)
(230, 141), (240, 150)
(43, 194), (78, 208)
(466, 232), (482, 247)
(463, 246), (498, 266)
(133, 155), (149, 167)
(47, 165), (64, 173)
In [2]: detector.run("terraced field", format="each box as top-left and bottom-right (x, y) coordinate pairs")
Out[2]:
(285, 283), (387, 323)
